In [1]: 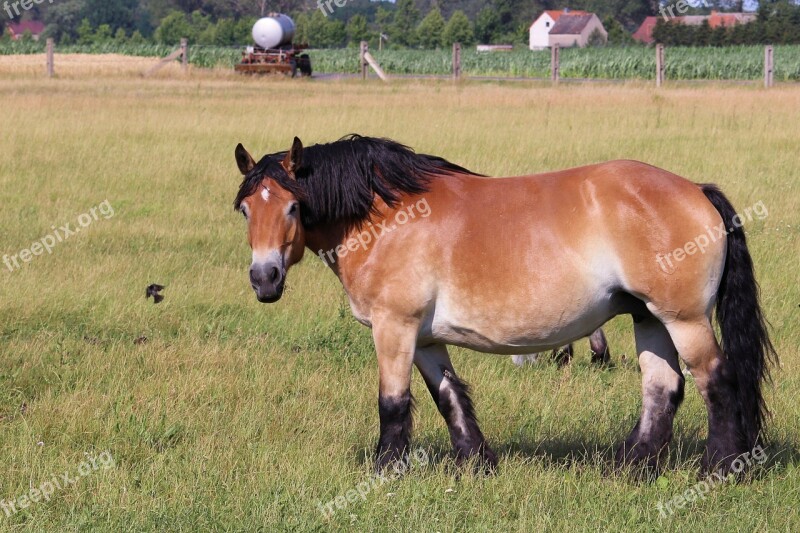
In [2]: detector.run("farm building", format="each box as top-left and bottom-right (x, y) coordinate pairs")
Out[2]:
(5, 20), (45, 41)
(529, 10), (606, 49)
(547, 13), (607, 48)
(633, 11), (757, 44)
(529, 9), (588, 49)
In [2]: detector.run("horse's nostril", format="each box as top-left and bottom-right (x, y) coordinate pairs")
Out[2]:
(268, 267), (280, 284)
(249, 268), (258, 285)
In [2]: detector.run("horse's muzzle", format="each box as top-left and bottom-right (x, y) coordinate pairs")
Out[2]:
(250, 262), (284, 303)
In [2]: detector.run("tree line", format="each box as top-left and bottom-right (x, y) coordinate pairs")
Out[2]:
(2, 0), (800, 48)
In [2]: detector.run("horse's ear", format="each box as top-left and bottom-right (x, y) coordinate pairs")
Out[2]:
(282, 137), (303, 176)
(235, 143), (256, 175)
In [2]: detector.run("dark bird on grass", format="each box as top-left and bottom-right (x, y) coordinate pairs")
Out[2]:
(146, 284), (165, 304)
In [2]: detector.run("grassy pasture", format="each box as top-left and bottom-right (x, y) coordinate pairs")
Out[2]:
(0, 66), (799, 531)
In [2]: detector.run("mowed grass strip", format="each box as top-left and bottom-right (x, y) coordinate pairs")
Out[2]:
(0, 72), (798, 531)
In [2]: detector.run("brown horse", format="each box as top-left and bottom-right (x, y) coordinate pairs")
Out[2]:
(233, 135), (775, 476)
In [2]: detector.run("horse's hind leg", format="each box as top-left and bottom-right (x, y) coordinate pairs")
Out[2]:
(616, 316), (685, 474)
(664, 319), (746, 474)
(552, 343), (573, 367)
(589, 328), (611, 365)
(414, 344), (497, 472)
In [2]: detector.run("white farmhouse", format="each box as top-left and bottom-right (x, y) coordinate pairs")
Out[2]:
(529, 9), (588, 50)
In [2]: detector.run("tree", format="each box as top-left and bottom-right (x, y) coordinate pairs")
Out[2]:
(43, 0), (87, 42)
(443, 10), (474, 46)
(234, 18), (255, 44)
(83, 0), (140, 33)
(129, 30), (146, 44)
(154, 10), (192, 44)
(417, 8), (445, 49)
(587, 28), (607, 47)
(346, 14), (371, 46)
(303, 10), (346, 48)
(94, 24), (114, 42)
(474, 6), (501, 44)
(390, 0), (420, 47)
(695, 20), (712, 47)
(603, 16), (633, 46)
(76, 18), (94, 44)
(114, 27), (128, 42)
(213, 18), (237, 46)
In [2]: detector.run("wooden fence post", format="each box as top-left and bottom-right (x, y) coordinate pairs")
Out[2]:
(363, 51), (390, 82)
(452, 42), (461, 80)
(764, 45), (774, 88)
(180, 38), (188, 71)
(360, 41), (368, 80)
(656, 43), (665, 87)
(46, 38), (54, 78)
(550, 43), (559, 83)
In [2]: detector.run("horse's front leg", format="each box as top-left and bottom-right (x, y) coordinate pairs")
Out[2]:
(414, 344), (497, 473)
(372, 315), (419, 471)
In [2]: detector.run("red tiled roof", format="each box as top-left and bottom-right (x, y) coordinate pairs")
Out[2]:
(707, 12), (757, 28)
(545, 9), (589, 22)
(7, 20), (45, 36)
(531, 9), (590, 29)
(633, 16), (657, 43)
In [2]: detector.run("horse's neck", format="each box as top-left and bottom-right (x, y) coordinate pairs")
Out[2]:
(304, 223), (350, 279)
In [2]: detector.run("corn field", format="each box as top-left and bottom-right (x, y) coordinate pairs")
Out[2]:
(2, 42), (799, 81)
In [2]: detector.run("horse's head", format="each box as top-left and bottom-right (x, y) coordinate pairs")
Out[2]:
(234, 138), (305, 303)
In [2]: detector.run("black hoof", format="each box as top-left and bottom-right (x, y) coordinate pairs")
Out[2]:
(374, 447), (408, 474)
(455, 444), (498, 475)
(615, 442), (661, 481)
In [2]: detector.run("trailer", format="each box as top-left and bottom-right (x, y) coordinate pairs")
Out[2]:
(234, 14), (312, 77)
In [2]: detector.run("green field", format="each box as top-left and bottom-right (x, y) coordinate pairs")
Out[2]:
(3, 41), (800, 80)
(0, 71), (799, 531)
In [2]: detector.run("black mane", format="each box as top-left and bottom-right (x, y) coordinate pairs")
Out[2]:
(233, 135), (479, 229)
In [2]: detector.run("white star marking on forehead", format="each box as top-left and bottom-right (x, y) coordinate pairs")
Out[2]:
(261, 187), (270, 202)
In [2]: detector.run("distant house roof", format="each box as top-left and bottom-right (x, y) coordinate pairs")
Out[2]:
(549, 14), (595, 35)
(530, 9), (589, 29)
(545, 9), (588, 22)
(632, 16), (657, 43)
(633, 11), (756, 44)
(707, 11), (757, 27)
(7, 20), (45, 38)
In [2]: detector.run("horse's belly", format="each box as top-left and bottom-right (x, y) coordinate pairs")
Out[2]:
(421, 294), (612, 354)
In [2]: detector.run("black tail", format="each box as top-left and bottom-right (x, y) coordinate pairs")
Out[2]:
(701, 184), (777, 449)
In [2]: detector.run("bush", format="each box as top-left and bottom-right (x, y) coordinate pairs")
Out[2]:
(587, 28), (607, 47)
(443, 10), (474, 46)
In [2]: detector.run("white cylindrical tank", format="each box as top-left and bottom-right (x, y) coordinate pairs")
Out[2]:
(252, 14), (295, 49)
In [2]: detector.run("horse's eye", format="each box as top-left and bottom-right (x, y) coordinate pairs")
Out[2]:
(240, 207), (248, 220)
(288, 203), (299, 216)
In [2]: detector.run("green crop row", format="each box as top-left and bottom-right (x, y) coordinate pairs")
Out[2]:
(2, 42), (799, 81)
